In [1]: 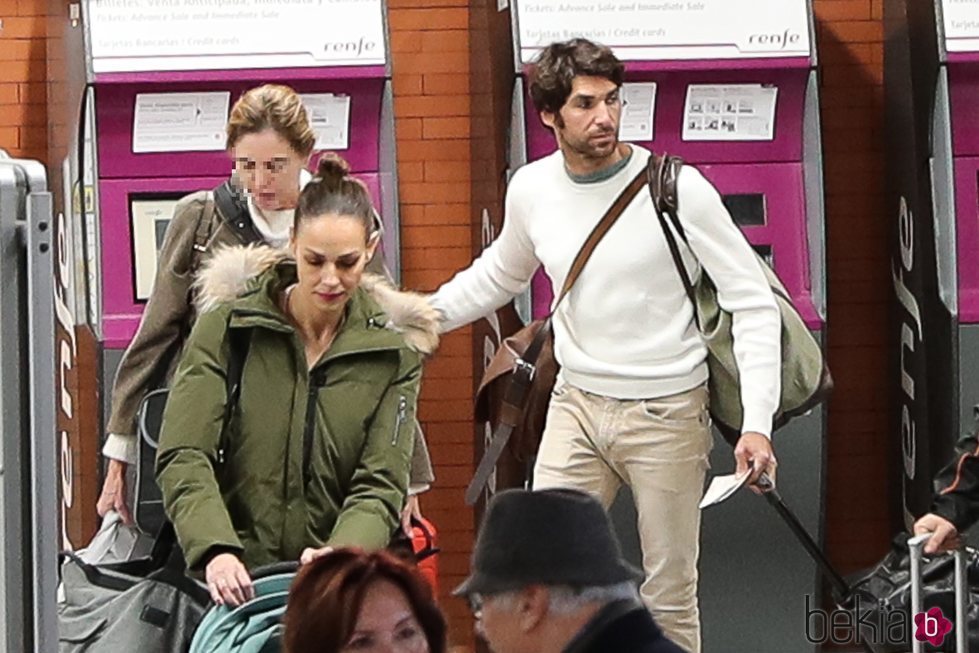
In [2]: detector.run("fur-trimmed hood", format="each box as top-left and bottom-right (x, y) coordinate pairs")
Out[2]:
(193, 245), (440, 355)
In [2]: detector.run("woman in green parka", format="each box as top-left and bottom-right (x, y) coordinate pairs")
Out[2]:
(156, 154), (439, 607)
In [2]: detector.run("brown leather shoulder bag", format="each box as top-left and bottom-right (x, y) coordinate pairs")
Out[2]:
(466, 164), (649, 504)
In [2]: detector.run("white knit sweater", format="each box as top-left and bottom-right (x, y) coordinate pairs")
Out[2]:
(431, 145), (782, 436)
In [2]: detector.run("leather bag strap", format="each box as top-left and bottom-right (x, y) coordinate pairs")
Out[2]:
(465, 165), (647, 505)
(552, 166), (648, 311)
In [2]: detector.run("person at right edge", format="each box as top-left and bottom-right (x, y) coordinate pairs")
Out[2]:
(429, 39), (781, 653)
(913, 428), (979, 554)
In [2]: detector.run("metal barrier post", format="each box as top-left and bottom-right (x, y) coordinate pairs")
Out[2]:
(25, 161), (57, 652)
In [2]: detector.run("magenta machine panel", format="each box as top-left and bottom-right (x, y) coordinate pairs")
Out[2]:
(895, 1), (979, 528)
(509, 2), (826, 651)
(83, 0), (399, 349)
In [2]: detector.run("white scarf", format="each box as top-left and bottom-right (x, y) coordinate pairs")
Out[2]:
(247, 169), (313, 248)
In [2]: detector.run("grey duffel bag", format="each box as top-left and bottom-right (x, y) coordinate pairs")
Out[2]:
(58, 526), (209, 652)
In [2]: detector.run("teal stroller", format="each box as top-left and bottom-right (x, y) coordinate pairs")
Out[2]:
(188, 562), (297, 653)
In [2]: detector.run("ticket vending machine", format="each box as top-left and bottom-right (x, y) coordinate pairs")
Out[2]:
(508, 2), (827, 651)
(885, 0), (979, 530)
(48, 0), (401, 549)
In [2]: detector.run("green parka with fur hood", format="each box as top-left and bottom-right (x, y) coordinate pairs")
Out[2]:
(156, 245), (439, 570)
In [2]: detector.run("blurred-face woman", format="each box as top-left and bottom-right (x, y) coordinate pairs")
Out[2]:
(227, 86), (313, 216)
(284, 549), (446, 653)
(96, 83), (315, 522)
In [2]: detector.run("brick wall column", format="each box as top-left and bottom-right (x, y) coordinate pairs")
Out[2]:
(388, 3), (476, 650)
(813, 0), (895, 575)
(0, 0), (46, 160)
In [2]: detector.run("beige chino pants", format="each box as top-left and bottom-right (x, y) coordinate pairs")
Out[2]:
(532, 381), (712, 653)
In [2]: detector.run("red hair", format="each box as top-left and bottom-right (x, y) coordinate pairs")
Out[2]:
(283, 548), (446, 653)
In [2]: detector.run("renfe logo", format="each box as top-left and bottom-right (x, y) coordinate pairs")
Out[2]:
(748, 29), (803, 49)
(914, 607), (953, 647)
(54, 206), (78, 551)
(892, 197), (921, 494)
(323, 36), (377, 58)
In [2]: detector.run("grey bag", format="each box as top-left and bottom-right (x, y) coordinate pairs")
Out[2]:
(58, 529), (209, 652)
(648, 154), (833, 443)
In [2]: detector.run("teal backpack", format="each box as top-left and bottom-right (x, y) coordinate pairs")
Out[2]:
(188, 562), (297, 653)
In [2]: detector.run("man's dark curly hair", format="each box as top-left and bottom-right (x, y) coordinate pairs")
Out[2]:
(529, 39), (625, 115)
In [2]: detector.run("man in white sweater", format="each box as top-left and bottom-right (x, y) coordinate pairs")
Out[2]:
(431, 39), (781, 653)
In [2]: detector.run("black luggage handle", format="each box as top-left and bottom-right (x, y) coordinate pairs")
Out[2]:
(409, 516), (441, 563)
(760, 480), (876, 653)
(249, 561), (300, 579)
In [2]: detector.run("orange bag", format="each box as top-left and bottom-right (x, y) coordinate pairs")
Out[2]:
(411, 517), (440, 596)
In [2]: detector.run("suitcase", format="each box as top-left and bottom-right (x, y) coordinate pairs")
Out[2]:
(908, 533), (969, 653)
(763, 475), (972, 653)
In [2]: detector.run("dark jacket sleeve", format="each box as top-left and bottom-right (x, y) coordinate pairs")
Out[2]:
(155, 306), (243, 570)
(105, 193), (210, 443)
(931, 432), (979, 531)
(327, 350), (420, 550)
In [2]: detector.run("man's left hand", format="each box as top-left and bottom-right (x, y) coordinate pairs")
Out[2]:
(734, 432), (777, 495)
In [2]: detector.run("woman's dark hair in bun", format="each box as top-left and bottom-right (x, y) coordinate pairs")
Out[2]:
(294, 153), (376, 239)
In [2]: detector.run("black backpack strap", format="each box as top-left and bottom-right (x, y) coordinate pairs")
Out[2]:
(648, 153), (686, 237)
(647, 154), (698, 316)
(137, 320), (251, 453)
(188, 192), (217, 275)
(213, 180), (263, 244)
(218, 326), (252, 464)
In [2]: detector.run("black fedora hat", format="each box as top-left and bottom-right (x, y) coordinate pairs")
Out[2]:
(454, 488), (642, 596)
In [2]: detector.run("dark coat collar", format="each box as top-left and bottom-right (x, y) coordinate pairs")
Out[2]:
(562, 600), (685, 653)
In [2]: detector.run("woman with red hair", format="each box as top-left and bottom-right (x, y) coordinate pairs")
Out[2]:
(284, 548), (446, 653)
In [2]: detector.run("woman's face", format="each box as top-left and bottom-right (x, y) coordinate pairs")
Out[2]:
(231, 128), (307, 212)
(341, 580), (430, 653)
(292, 213), (378, 316)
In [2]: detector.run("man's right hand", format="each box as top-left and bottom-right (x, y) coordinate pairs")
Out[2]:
(96, 459), (133, 525)
(913, 513), (962, 555)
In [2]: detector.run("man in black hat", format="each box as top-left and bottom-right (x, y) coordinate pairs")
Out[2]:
(456, 488), (685, 653)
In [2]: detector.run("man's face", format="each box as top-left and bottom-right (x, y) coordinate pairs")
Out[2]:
(474, 593), (523, 653)
(542, 75), (622, 162)
(471, 590), (546, 653)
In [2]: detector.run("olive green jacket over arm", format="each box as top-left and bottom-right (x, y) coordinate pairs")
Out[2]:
(156, 247), (439, 569)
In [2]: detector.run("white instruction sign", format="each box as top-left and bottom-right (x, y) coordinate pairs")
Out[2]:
(682, 85), (778, 142)
(132, 92), (230, 153)
(619, 82), (657, 142)
(942, 0), (979, 53)
(514, 0), (811, 63)
(87, 0), (387, 73)
(131, 197), (181, 300)
(300, 94), (352, 150)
